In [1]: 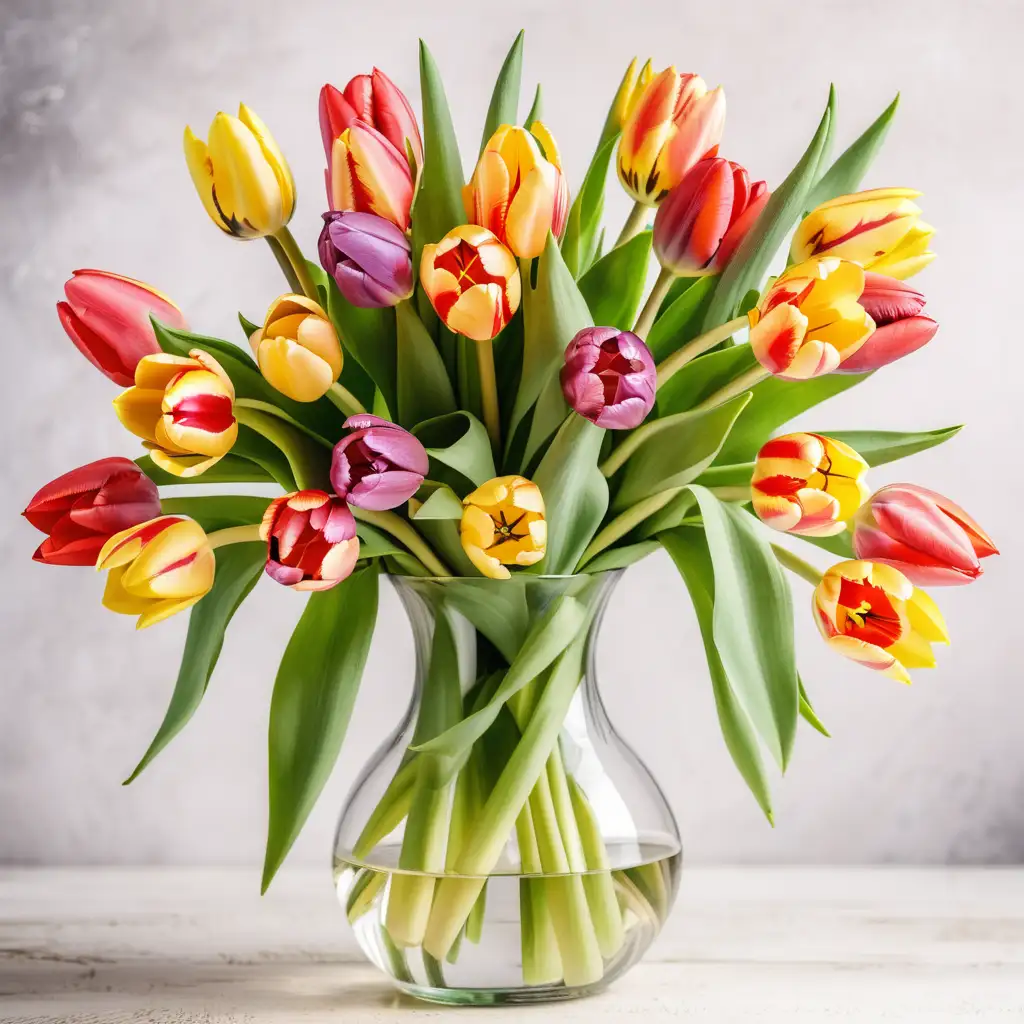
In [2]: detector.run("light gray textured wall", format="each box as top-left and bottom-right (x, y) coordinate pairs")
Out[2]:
(1, 0), (1021, 868)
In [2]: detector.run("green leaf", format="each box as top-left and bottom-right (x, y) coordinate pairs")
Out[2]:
(230, 424), (298, 491)
(234, 408), (331, 491)
(524, 83), (543, 128)
(124, 543), (266, 783)
(824, 425), (963, 467)
(238, 312), (260, 339)
(530, 414), (608, 575)
(263, 564), (380, 892)
(660, 526), (773, 822)
(798, 677), (830, 738)
(800, 529), (854, 560)
(137, 453), (275, 487)
(480, 30), (524, 153)
(414, 411), (496, 490)
(647, 276), (717, 365)
(694, 462), (755, 489)
(561, 132), (619, 279)
(656, 342), (757, 417)
(613, 394), (751, 511)
(581, 539), (661, 573)
(429, 578), (531, 662)
(688, 486), (800, 770)
(396, 300), (457, 429)
(805, 94), (899, 213)
(413, 518), (480, 578)
(413, 484), (465, 520)
(159, 495), (271, 532)
(578, 230), (651, 330)
(636, 489), (697, 539)
(702, 87), (834, 330)
(356, 521), (404, 560)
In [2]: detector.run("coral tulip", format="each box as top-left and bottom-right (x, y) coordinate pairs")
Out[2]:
(114, 350), (237, 478)
(260, 490), (360, 591)
(329, 121), (415, 232)
(464, 123), (570, 259)
(249, 294), (343, 402)
(852, 484), (998, 586)
(653, 157), (769, 275)
(57, 270), (187, 387)
(420, 225), (521, 342)
(460, 476), (546, 580)
(97, 516), (215, 628)
(813, 560), (949, 683)
(560, 327), (656, 429)
(791, 188), (935, 280)
(183, 104), (295, 239)
(331, 414), (428, 512)
(618, 67), (726, 206)
(748, 257), (875, 380)
(24, 457), (161, 566)
(752, 432), (869, 537)
(318, 211), (413, 309)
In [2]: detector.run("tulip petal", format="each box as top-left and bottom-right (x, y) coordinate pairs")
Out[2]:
(207, 112), (283, 237)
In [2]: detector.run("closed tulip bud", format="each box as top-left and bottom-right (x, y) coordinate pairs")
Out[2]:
(653, 157), (769, 276)
(319, 70), (422, 173)
(752, 432), (870, 537)
(57, 270), (187, 387)
(748, 257), (875, 380)
(96, 516), (215, 628)
(330, 121), (415, 232)
(114, 349), (238, 478)
(460, 476), (546, 580)
(249, 294), (343, 402)
(184, 104), (295, 239)
(813, 560), (949, 683)
(607, 57), (654, 133)
(318, 211), (413, 309)
(560, 327), (656, 429)
(24, 457), (161, 566)
(791, 188), (935, 280)
(420, 225), (521, 342)
(331, 414), (428, 511)
(618, 67), (726, 206)
(260, 490), (360, 591)
(836, 272), (938, 373)
(852, 484), (998, 586)
(464, 123), (570, 259)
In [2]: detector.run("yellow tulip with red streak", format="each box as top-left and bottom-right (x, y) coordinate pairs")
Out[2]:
(97, 516), (215, 629)
(465, 123), (570, 259)
(114, 349), (238, 478)
(791, 188), (935, 280)
(608, 58), (654, 131)
(460, 476), (547, 580)
(813, 560), (949, 684)
(748, 257), (875, 380)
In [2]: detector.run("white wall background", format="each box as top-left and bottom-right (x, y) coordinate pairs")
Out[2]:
(1, 0), (1021, 869)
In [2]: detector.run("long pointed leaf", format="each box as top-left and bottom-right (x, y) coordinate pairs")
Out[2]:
(396, 300), (457, 429)
(480, 31), (525, 152)
(579, 230), (652, 330)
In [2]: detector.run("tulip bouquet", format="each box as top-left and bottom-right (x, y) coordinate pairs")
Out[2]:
(26, 31), (998, 998)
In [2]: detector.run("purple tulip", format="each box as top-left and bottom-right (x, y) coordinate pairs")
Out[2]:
(560, 327), (656, 430)
(318, 211), (414, 309)
(331, 414), (428, 511)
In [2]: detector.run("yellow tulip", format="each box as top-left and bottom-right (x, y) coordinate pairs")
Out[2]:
(97, 516), (215, 628)
(608, 58), (654, 132)
(183, 104), (295, 239)
(460, 476), (547, 580)
(249, 294), (342, 402)
(790, 188), (935, 280)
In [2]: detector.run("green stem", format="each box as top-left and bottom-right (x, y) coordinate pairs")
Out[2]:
(235, 399), (333, 449)
(691, 365), (770, 413)
(600, 415), (676, 478)
(326, 382), (367, 418)
(633, 266), (676, 340)
(351, 508), (451, 578)
(655, 316), (748, 389)
(476, 338), (501, 452)
(614, 200), (650, 248)
(265, 234), (302, 294)
(206, 524), (263, 550)
(709, 486), (752, 502)
(272, 226), (318, 301)
(577, 488), (684, 569)
(772, 544), (824, 586)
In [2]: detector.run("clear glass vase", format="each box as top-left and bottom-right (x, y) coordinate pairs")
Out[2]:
(333, 571), (681, 1005)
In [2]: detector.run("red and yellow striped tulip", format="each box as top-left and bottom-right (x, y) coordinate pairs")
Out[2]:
(420, 225), (521, 342)
(329, 121), (415, 232)
(608, 57), (654, 132)
(114, 349), (238, 478)
(464, 123), (570, 258)
(183, 105), (295, 239)
(813, 560), (949, 684)
(460, 476), (546, 580)
(751, 432), (870, 537)
(249, 294), (342, 402)
(791, 188), (935, 280)
(748, 257), (875, 380)
(617, 67), (725, 206)
(96, 516), (215, 629)
(260, 490), (360, 591)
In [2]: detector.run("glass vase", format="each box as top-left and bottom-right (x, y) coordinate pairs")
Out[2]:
(333, 571), (681, 1005)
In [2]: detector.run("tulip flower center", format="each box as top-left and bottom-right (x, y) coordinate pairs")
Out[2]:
(435, 241), (507, 294)
(594, 341), (645, 406)
(487, 509), (528, 550)
(837, 577), (903, 649)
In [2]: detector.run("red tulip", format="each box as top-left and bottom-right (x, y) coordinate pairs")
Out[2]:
(836, 272), (938, 373)
(23, 457), (161, 566)
(57, 269), (188, 387)
(852, 484), (998, 586)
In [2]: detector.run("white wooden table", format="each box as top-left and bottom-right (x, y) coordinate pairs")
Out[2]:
(2, 867), (1023, 1021)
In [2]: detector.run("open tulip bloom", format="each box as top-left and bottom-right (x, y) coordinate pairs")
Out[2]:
(25, 30), (996, 995)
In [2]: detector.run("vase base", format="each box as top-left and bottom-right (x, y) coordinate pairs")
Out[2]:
(397, 979), (609, 1006)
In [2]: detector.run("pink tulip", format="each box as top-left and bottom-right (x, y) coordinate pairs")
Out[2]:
(331, 415), (428, 511)
(328, 121), (415, 232)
